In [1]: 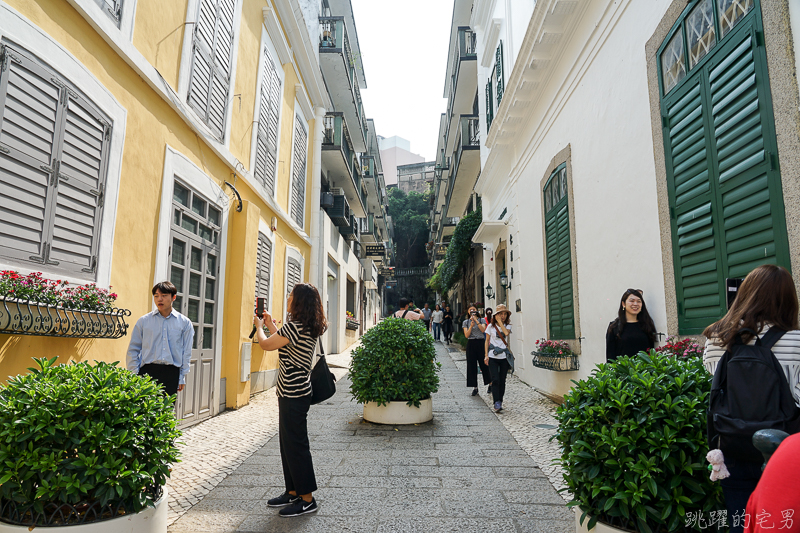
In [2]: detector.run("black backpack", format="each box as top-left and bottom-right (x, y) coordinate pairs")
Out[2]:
(707, 327), (800, 463)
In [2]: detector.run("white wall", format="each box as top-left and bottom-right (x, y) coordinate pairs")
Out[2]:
(321, 213), (362, 353)
(479, 0), (673, 397)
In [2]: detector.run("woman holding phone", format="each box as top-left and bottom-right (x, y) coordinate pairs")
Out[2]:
(463, 305), (489, 396)
(254, 283), (326, 517)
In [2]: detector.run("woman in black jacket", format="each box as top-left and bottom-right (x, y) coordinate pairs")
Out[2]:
(442, 305), (454, 344)
(605, 288), (656, 362)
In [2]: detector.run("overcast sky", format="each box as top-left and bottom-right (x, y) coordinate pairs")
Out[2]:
(350, 0), (454, 161)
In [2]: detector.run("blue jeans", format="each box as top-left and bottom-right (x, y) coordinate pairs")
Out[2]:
(721, 457), (762, 533)
(432, 322), (441, 340)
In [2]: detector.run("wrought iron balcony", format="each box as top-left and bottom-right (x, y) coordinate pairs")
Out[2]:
(444, 27), (478, 155)
(444, 115), (481, 218)
(322, 113), (366, 217)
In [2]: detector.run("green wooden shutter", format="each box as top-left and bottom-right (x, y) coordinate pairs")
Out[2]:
(485, 79), (493, 130)
(495, 41), (504, 108)
(661, 11), (789, 334)
(544, 166), (575, 339)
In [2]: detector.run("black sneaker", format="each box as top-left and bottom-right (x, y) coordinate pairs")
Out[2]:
(471, 387), (479, 396)
(279, 497), (318, 517)
(487, 385), (492, 394)
(267, 492), (301, 507)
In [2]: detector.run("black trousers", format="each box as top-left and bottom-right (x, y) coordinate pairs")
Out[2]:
(488, 358), (510, 404)
(139, 363), (180, 396)
(278, 395), (317, 495)
(466, 338), (491, 387)
(720, 458), (762, 533)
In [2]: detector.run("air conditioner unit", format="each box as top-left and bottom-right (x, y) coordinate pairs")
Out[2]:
(327, 192), (350, 227)
(330, 187), (345, 196)
(320, 191), (334, 208)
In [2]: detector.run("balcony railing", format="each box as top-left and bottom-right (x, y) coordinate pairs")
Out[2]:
(445, 27), (478, 146)
(323, 113), (354, 175)
(0, 296), (131, 339)
(444, 217), (461, 226)
(320, 17), (356, 87)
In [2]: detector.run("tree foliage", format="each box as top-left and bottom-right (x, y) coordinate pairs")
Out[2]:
(387, 188), (430, 268)
(428, 208), (482, 294)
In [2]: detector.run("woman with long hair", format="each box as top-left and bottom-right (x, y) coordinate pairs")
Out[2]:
(431, 304), (443, 341)
(463, 305), (489, 396)
(484, 308), (493, 327)
(703, 264), (800, 532)
(254, 283), (327, 517)
(484, 304), (512, 412)
(442, 305), (454, 344)
(605, 288), (657, 362)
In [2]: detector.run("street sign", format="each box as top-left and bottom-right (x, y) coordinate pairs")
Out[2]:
(365, 245), (385, 258)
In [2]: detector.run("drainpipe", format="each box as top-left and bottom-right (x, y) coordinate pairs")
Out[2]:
(310, 105), (326, 289)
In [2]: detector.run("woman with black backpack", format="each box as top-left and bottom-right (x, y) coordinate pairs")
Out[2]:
(703, 264), (800, 532)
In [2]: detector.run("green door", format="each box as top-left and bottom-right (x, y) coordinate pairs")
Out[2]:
(544, 164), (575, 340)
(660, 2), (789, 334)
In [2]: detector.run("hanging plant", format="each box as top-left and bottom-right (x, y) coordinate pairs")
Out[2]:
(429, 208), (482, 293)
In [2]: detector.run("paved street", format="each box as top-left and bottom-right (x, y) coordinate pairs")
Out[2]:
(168, 341), (572, 532)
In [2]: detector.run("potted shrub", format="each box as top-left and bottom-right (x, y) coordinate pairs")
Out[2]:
(0, 358), (180, 532)
(349, 317), (440, 424)
(531, 338), (579, 371)
(555, 352), (723, 533)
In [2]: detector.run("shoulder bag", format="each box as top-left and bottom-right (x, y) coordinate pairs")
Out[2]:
(310, 340), (337, 405)
(493, 326), (515, 374)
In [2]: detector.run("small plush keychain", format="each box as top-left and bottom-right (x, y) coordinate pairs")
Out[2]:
(706, 449), (730, 481)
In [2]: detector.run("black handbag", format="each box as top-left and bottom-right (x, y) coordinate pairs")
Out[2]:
(310, 340), (336, 405)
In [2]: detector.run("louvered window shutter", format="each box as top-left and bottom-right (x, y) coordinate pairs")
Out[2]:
(544, 166), (575, 340)
(485, 80), (493, 130)
(661, 17), (789, 334)
(495, 41), (504, 108)
(255, 233), (272, 304)
(188, 0), (235, 140)
(254, 52), (281, 196)
(93, 0), (122, 25)
(286, 257), (301, 295)
(290, 114), (308, 228)
(0, 43), (111, 278)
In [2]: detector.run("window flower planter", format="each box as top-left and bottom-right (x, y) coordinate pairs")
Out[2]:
(531, 350), (580, 371)
(345, 319), (359, 331)
(0, 296), (131, 339)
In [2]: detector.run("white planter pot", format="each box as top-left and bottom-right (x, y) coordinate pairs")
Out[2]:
(0, 487), (167, 533)
(363, 398), (433, 424)
(574, 508), (631, 533)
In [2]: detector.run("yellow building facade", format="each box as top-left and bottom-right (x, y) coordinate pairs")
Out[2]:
(0, 0), (330, 424)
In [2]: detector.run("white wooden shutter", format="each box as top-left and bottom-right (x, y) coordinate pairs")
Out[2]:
(254, 52), (281, 196)
(286, 256), (301, 295)
(255, 233), (272, 304)
(290, 114), (307, 228)
(187, 0), (235, 140)
(0, 43), (111, 277)
(93, 0), (122, 25)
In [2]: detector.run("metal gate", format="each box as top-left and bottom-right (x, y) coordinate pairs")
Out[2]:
(169, 180), (221, 426)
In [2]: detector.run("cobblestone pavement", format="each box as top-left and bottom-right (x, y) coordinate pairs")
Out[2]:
(166, 345), (356, 525)
(168, 341), (572, 532)
(444, 342), (569, 501)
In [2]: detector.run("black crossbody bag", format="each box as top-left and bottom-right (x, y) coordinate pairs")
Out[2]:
(310, 340), (336, 405)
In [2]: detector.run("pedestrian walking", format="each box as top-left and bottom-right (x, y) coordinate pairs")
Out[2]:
(484, 308), (493, 327)
(421, 303), (433, 333)
(431, 304), (443, 341)
(702, 264), (800, 532)
(463, 305), (490, 396)
(605, 288), (657, 362)
(254, 283), (327, 517)
(393, 298), (422, 320)
(126, 281), (194, 397)
(442, 305), (454, 344)
(484, 304), (512, 412)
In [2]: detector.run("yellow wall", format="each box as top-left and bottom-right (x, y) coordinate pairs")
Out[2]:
(0, 0), (315, 410)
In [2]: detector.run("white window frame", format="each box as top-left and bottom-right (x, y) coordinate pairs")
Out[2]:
(249, 25), (285, 201)
(283, 245), (305, 323)
(288, 101), (310, 230)
(256, 218), (276, 313)
(0, 4), (126, 289)
(64, 0), (139, 42)
(154, 145), (229, 412)
(176, 0), (244, 146)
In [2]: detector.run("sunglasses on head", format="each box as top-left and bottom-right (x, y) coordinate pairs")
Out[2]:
(626, 288), (643, 295)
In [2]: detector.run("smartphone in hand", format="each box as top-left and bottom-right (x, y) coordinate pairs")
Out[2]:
(255, 297), (267, 316)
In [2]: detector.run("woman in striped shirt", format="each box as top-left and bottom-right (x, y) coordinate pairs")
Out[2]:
(702, 264), (800, 532)
(254, 283), (327, 517)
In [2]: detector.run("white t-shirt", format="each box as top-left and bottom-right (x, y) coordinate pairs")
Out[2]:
(485, 323), (512, 359)
(704, 325), (800, 405)
(431, 310), (444, 323)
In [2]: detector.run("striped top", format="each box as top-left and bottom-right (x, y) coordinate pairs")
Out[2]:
(703, 325), (800, 405)
(276, 321), (318, 398)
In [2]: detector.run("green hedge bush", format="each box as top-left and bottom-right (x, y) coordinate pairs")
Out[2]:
(555, 352), (723, 533)
(350, 318), (440, 407)
(0, 358), (181, 526)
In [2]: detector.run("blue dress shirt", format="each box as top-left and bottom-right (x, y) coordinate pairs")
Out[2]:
(126, 309), (195, 385)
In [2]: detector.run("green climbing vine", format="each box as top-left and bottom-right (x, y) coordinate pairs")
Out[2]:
(428, 208), (482, 294)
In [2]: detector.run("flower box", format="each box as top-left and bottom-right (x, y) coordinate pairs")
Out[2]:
(345, 320), (359, 331)
(0, 296), (130, 339)
(531, 339), (579, 371)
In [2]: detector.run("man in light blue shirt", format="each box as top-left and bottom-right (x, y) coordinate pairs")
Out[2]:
(126, 281), (194, 396)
